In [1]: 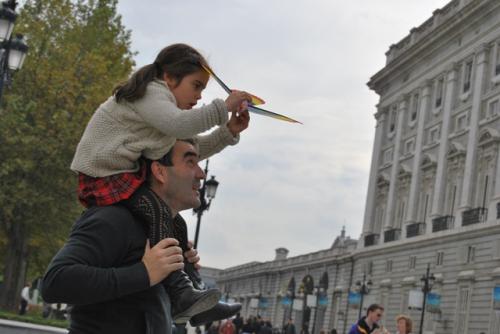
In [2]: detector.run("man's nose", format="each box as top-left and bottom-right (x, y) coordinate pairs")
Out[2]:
(196, 164), (206, 179)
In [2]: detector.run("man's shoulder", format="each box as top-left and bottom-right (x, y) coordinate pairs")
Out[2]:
(347, 323), (360, 334)
(83, 204), (133, 219)
(76, 205), (139, 230)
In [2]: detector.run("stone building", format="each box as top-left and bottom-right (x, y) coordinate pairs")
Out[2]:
(217, 1), (500, 333)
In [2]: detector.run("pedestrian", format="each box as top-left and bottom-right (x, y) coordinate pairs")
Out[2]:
(242, 318), (254, 334)
(207, 322), (219, 334)
(233, 312), (244, 333)
(219, 319), (236, 334)
(348, 304), (385, 334)
(19, 282), (31, 315)
(42, 139), (238, 333)
(70, 42), (251, 325)
(395, 314), (412, 334)
(283, 318), (296, 334)
(258, 320), (273, 334)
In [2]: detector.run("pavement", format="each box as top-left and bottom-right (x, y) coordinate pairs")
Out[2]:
(0, 318), (68, 334)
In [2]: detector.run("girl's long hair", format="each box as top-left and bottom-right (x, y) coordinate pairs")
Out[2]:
(114, 43), (209, 103)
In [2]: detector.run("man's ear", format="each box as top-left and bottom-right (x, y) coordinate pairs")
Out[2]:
(150, 161), (168, 185)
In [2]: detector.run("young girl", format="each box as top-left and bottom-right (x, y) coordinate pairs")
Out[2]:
(71, 43), (251, 323)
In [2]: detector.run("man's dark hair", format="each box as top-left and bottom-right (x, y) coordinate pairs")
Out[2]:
(366, 303), (384, 315)
(145, 138), (197, 186)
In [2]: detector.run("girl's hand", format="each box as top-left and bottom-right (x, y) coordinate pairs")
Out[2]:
(227, 109), (250, 136)
(225, 90), (251, 112)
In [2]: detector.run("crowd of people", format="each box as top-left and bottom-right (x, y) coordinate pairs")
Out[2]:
(193, 304), (413, 334)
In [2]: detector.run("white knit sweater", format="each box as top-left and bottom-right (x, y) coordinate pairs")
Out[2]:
(71, 79), (238, 177)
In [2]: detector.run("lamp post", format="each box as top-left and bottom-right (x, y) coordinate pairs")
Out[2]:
(311, 286), (324, 334)
(0, 0), (28, 101)
(193, 159), (219, 249)
(356, 273), (372, 319)
(419, 264), (435, 334)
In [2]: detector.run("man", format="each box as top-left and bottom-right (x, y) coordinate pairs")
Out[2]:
(232, 312), (244, 333)
(41, 139), (233, 334)
(19, 283), (31, 315)
(284, 318), (296, 334)
(348, 304), (384, 334)
(257, 320), (273, 334)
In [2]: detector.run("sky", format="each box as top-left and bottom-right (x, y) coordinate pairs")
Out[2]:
(115, 0), (451, 269)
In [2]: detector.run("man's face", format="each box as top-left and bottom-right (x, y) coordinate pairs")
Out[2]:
(367, 308), (383, 323)
(156, 141), (205, 212)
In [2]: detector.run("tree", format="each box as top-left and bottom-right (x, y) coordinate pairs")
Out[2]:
(0, 0), (135, 310)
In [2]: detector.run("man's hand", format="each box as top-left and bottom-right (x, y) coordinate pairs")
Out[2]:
(142, 238), (184, 286)
(184, 240), (201, 270)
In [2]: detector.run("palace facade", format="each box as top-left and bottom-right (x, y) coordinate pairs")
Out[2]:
(217, 1), (500, 333)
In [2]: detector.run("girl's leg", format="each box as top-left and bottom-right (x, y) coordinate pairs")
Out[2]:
(171, 215), (242, 327)
(123, 184), (220, 323)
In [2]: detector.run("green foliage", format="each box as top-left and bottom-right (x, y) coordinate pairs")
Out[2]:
(0, 0), (135, 280)
(0, 308), (68, 328)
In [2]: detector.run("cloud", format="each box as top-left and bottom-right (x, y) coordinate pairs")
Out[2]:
(117, 0), (451, 268)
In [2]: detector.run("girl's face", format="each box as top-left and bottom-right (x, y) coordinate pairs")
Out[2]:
(396, 319), (407, 334)
(164, 69), (209, 110)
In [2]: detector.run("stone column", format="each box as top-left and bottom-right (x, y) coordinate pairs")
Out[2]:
(490, 144), (500, 221)
(459, 45), (490, 217)
(384, 100), (407, 229)
(362, 112), (386, 235)
(431, 65), (458, 219)
(405, 83), (431, 224)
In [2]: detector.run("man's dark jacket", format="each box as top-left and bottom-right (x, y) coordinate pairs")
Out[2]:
(348, 316), (379, 334)
(42, 205), (171, 334)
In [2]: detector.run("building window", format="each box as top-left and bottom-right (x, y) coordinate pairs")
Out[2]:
(384, 148), (394, 164)
(386, 260), (393, 272)
(375, 206), (385, 232)
(463, 60), (473, 93)
(495, 41), (500, 76)
(389, 106), (397, 133)
(466, 246), (475, 263)
(364, 261), (374, 276)
(436, 251), (444, 266)
(409, 256), (417, 269)
(419, 194), (430, 223)
(411, 93), (419, 122)
(428, 126), (440, 144)
(488, 99), (499, 118)
(435, 77), (444, 108)
(397, 200), (406, 227)
(455, 287), (471, 334)
(404, 139), (415, 155)
(455, 112), (467, 132)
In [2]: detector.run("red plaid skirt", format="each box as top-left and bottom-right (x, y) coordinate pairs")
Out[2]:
(78, 164), (146, 207)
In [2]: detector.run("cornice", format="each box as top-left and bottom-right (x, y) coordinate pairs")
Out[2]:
(368, 0), (498, 95)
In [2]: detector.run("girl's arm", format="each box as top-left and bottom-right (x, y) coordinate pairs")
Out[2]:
(196, 110), (250, 160)
(133, 82), (229, 139)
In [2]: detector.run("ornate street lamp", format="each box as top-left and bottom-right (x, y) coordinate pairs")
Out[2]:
(419, 264), (436, 334)
(356, 273), (373, 319)
(311, 286), (325, 334)
(0, 0), (28, 101)
(193, 159), (219, 249)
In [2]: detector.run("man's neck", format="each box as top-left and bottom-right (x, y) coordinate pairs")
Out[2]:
(365, 318), (374, 328)
(151, 187), (178, 216)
